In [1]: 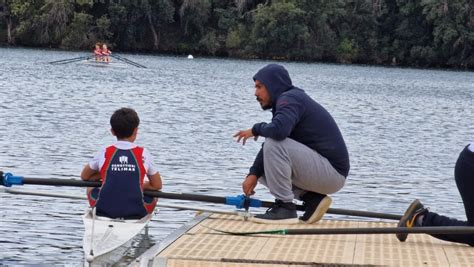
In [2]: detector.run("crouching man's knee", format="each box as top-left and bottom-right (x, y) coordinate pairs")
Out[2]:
(263, 138), (287, 154)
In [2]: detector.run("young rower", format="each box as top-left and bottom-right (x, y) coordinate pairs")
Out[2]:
(101, 43), (112, 62)
(93, 43), (103, 61)
(81, 108), (162, 219)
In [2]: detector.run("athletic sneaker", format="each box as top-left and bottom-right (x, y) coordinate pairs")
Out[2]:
(300, 192), (332, 224)
(396, 199), (428, 242)
(250, 199), (299, 224)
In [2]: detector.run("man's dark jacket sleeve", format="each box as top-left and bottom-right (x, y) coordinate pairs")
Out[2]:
(249, 147), (264, 177)
(251, 95), (302, 140)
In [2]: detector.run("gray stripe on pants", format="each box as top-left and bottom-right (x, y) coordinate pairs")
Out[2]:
(259, 138), (346, 202)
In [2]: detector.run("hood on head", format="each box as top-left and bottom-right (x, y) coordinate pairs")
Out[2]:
(253, 64), (293, 106)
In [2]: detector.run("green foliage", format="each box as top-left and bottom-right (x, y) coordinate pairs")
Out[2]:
(1, 0), (472, 68)
(177, 42), (193, 54)
(36, 0), (75, 45)
(61, 13), (112, 50)
(179, 0), (211, 38)
(336, 38), (358, 63)
(153, 0), (175, 26)
(409, 45), (436, 66)
(8, 0), (44, 44)
(226, 29), (241, 49)
(199, 31), (219, 55)
(249, 1), (310, 59)
(214, 7), (237, 32)
(61, 12), (93, 49)
(95, 15), (112, 41)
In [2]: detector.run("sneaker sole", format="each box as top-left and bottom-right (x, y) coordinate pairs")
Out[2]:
(303, 196), (332, 224)
(396, 199), (422, 242)
(249, 216), (300, 225)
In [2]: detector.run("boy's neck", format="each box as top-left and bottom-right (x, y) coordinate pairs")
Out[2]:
(117, 137), (135, 143)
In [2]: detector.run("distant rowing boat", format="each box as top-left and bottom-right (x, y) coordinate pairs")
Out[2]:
(83, 208), (152, 266)
(48, 54), (147, 68)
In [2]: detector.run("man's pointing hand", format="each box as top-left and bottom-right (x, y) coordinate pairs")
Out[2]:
(233, 128), (258, 145)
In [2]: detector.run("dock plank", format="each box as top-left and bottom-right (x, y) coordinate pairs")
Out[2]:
(136, 214), (474, 267)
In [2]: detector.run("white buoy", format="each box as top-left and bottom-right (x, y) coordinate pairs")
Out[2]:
(86, 254), (94, 263)
(187, 55), (194, 59)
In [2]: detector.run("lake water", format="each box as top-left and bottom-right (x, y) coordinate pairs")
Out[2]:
(0, 47), (473, 265)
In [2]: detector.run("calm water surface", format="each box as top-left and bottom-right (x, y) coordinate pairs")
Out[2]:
(0, 48), (473, 265)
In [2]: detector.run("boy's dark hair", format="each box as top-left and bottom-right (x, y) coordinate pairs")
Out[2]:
(110, 108), (140, 139)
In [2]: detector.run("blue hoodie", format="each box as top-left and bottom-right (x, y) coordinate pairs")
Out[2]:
(249, 64), (350, 177)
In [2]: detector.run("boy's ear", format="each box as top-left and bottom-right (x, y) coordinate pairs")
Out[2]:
(133, 127), (138, 135)
(111, 128), (116, 136)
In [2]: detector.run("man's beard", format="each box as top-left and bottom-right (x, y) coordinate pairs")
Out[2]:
(257, 97), (272, 110)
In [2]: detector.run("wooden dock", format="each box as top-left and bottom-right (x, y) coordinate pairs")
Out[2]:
(133, 213), (474, 267)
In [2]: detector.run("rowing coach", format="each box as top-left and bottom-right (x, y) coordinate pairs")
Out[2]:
(234, 64), (350, 224)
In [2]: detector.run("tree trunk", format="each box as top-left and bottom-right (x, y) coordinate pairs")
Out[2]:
(4, 0), (13, 44)
(371, 0), (382, 16)
(147, 12), (159, 50)
(6, 17), (12, 44)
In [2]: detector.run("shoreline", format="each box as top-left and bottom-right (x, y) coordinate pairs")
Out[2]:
(1, 44), (472, 72)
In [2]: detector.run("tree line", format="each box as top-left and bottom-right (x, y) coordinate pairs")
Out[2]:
(1, 0), (473, 68)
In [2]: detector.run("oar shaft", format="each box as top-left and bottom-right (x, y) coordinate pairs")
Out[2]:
(111, 54), (146, 68)
(144, 192), (402, 220)
(209, 226), (474, 236)
(2, 188), (243, 216)
(49, 56), (89, 64)
(122, 59), (144, 68)
(3, 188), (86, 200)
(259, 201), (401, 220)
(21, 178), (100, 187)
(286, 226), (474, 235)
(3, 176), (227, 202)
(143, 191), (227, 205)
(2, 184), (224, 204)
(327, 208), (401, 220)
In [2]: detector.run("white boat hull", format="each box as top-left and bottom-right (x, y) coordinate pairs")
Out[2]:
(81, 60), (127, 68)
(82, 209), (152, 266)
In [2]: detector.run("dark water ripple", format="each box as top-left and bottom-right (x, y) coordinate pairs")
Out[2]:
(0, 48), (473, 265)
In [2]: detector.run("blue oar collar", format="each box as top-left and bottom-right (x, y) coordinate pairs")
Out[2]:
(0, 172), (24, 187)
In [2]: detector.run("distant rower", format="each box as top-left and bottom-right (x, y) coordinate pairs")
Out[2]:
(102, 44), (112, 62)
(93, 43), (102, 61)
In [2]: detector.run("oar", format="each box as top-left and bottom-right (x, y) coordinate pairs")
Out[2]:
(143, 191), (402, 220)
(87, 207), (96, 262)
(1, 187), (248, 217)
(1, 173), (402, 220)
(111, 54), (146, 68)
(111, 54), (147, 68)
(49, 56), (91, 65)
(204, 225), (474, 236)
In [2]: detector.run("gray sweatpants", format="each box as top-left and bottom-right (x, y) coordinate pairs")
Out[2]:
(259, 138), (346, 202)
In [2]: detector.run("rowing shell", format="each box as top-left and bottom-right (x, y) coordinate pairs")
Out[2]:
(82, 208), (152, 266)
(81, 59), (127, 68)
